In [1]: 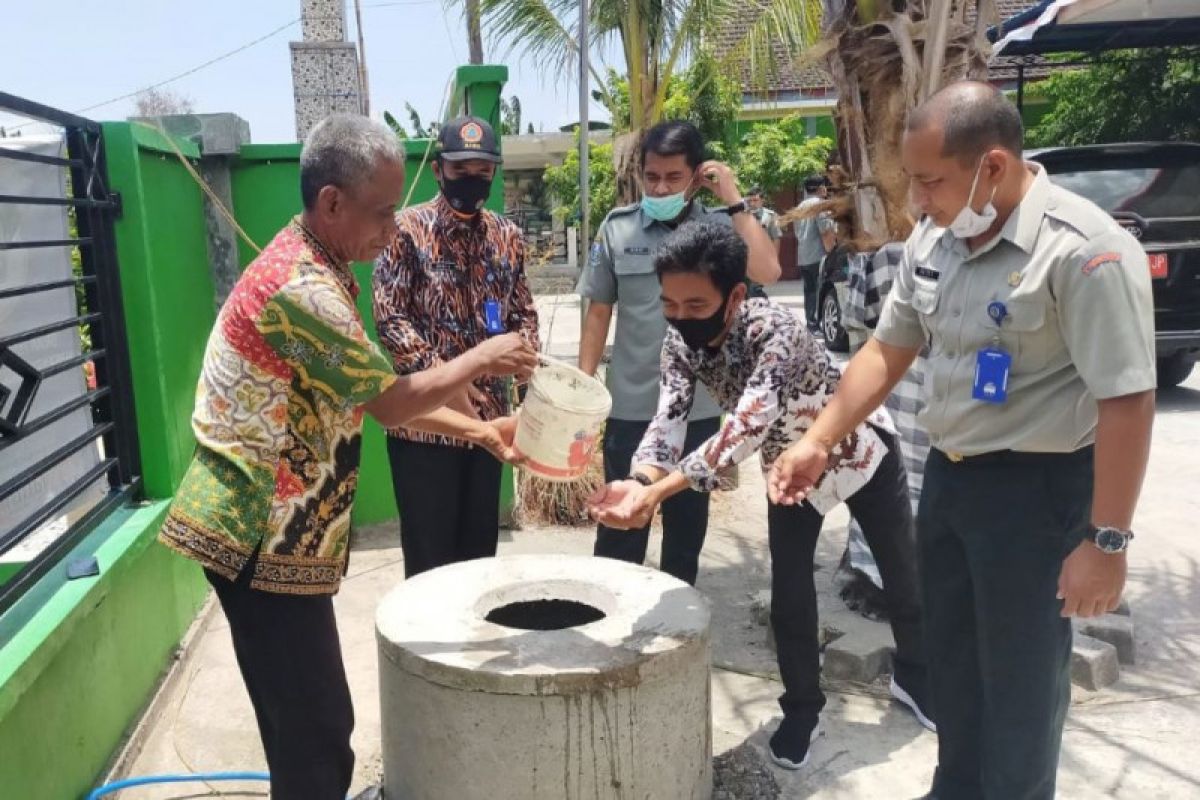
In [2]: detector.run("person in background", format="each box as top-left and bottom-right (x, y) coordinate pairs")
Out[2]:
(771, 82), (1155, 800)
(158, 114), (537, 800)
(840, 242), (929, 619)
(793, 176), (837, 332)
(373, 116), (540, 579)
(576, 120), (781, 586)
(589, 221), (933, 771)
(748, 185), (783, 254)
(746, 185), (782, 299)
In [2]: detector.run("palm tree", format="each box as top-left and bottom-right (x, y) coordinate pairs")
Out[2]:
(465, 0), (485, 63)
(813, 0), (998, 244)
(480, 0), (824, 200)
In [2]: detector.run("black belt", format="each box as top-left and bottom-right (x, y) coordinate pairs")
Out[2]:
(934, 446), (1093, 465)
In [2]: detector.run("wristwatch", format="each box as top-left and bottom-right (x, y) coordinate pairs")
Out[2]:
(1087, 525), (1134, 554)
(628, 472), (654, 487)
(723, 199), (749, 216)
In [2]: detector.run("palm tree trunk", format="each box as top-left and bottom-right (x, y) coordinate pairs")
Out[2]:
(821, 0), (995, 247)
(466, 0), (484, 64)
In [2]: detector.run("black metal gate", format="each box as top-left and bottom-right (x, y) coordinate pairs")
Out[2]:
(0, 92), (142, 615)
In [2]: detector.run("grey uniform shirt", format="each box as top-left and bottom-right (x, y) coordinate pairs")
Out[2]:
(577, 202), (725, 421)
(753, 207), (783, 240)
(794, 197), (835, 267)
(875, 164), (1155, 456)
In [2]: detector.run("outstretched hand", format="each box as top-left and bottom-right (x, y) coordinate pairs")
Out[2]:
(587, 480), (657, 530)
(767, 440), (829, 506)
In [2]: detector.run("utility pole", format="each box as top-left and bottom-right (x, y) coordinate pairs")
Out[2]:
(578, 0), (590, 332)
(354, 0), (371, 115)
(578, 0), (590, 263)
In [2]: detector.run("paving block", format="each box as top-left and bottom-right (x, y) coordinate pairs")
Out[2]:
(1076, 613), (1136, 665)
(1071, 634), (1120, 691)
(822, 625), (895, 682)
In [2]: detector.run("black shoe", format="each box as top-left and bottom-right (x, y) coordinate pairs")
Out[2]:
(768, 715), (821, 770)
(890, 665), (936, 732)
(837, 567), (891, 622)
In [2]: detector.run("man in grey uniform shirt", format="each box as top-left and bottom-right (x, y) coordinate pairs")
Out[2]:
(794, 176), (837, 331)
(770, 83), (1155, 799)
(578, 120), (781, 585)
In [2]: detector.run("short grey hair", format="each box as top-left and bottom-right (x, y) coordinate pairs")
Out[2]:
(300, 114), (405, 210)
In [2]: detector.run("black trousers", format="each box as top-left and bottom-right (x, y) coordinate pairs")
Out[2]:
(594, 416), (721, 585)
(766, 429), (926, 723)
(387, 437), (503, 578)
(205, 562), (355, 800)
(921, 448), (1092, 800)
(800, 260), (821, 328)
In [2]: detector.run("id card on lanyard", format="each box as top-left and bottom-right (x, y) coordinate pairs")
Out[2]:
(972, 300), (1011, 403)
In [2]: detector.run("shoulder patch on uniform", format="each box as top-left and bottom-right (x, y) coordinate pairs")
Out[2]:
(1082, 251), (1122, 276)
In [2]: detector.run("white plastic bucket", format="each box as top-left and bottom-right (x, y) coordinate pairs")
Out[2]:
(515, 359), (612, 482)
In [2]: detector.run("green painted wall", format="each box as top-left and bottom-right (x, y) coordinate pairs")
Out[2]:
(731, 113), (837, 144)
(0, 502), (207, 800)
(103, 122), (217, 499)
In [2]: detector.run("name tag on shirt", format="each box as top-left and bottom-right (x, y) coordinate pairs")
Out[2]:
(915, 266), (941, 281)
(972, 347), (1011, 404)
(623, 246), (651, 256)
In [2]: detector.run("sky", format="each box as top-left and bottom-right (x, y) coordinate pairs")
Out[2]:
(1, 0), (616, 141)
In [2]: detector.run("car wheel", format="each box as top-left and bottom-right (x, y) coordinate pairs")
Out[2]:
(821, 289), (850, 353)
(1157, 353), (1196, 388)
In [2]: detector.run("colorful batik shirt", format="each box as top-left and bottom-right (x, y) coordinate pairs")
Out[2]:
(159, 219), (397, 595)
(372, 195), (539, 446)
(633, 298), (894, 515)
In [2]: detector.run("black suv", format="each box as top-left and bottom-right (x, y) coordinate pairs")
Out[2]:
(1030, 142), (1200, 388)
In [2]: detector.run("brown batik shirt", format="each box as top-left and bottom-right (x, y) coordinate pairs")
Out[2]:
(372, 195), (539, 446)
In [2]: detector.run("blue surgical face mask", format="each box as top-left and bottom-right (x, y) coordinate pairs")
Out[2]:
(641, 190), (688, 222)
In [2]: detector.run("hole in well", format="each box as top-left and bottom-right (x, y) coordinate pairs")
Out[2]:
(485, 599), (606, 631)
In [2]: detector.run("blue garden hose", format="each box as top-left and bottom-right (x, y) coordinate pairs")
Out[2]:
(85, 771), (269, 799)
(85, 772), (363, 799)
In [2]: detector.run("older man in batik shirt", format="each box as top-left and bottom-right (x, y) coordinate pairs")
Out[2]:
(159, 115), (535, 800)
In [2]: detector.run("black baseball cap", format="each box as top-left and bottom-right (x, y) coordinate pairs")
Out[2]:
(436, 115), (502, 163)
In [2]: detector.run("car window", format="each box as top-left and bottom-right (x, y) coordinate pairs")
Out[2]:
(1038, 156), (1200, 219)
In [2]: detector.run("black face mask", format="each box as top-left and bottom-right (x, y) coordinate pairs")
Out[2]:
(441, 173), (492, 215)
(666, 295), (731, 351)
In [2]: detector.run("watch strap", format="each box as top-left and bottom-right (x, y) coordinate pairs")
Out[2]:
(628, 472), (654, 487)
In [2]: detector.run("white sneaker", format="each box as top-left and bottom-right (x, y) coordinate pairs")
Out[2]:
(890, 675), (937, 733)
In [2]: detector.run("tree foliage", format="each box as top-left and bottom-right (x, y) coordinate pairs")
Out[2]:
(1027, 49), (1200, 147)
(542, 135), (616, 232)
(480, 0), (820, 134)
(132, 87), (194, 117)
(597, 50), (741, 146)
(500, 95), (523, 135)
(735, 115), (833, 194)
